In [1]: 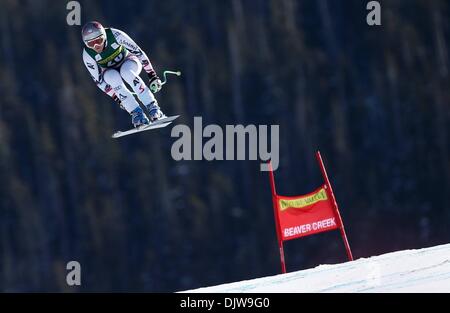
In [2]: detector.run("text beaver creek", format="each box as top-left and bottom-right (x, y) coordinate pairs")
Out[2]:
(284, 218), (337, 238)
(171, 117), (279, 171)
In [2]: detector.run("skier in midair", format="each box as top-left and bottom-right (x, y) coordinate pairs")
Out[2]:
(81, 21), (164, 128)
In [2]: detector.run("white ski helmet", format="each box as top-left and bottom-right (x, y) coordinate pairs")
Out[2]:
(81, 21), (106, 46)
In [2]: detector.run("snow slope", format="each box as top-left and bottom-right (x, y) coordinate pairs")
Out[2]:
(182, 243), (450, 293)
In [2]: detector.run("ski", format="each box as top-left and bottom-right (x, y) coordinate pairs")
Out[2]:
(112, 115), (180, 139)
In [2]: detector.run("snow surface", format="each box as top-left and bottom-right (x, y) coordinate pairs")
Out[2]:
(182, 243), (450, 293)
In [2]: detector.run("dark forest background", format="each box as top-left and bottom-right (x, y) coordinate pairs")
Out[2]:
(0, 0), (449, 292)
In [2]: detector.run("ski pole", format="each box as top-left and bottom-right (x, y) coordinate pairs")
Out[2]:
(161, 70), (182, 85)
(130, 70), (181, 95)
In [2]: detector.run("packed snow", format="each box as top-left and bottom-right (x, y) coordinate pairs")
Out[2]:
(182, 243), (450, 293)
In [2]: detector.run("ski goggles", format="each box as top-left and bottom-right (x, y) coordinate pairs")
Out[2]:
(85, 35), (105, 49)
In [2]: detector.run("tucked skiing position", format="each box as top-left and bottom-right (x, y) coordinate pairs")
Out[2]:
(81, 21), (166, 129)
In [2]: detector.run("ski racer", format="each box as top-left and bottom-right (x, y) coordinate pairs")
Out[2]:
(81, 21), (165, 128)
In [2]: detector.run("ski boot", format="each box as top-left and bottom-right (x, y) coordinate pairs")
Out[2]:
(130, 107), (150, 128)
(146, 101), (166, 122)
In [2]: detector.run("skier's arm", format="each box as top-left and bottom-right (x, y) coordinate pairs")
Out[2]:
(111, 28), (156, 75)
(82, 49), (119, 102)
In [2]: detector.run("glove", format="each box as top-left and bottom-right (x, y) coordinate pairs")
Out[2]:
(148, 70), (162, 93)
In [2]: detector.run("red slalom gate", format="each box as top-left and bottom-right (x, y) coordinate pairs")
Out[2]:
(268, 151), (353, 273)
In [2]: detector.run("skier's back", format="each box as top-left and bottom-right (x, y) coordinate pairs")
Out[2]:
(81, 21), (165, 128)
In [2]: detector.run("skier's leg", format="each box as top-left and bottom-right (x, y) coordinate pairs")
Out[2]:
(120, 57), (164, 121)
(103, 69), (149, 127)
(103, 68), (138, 112)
